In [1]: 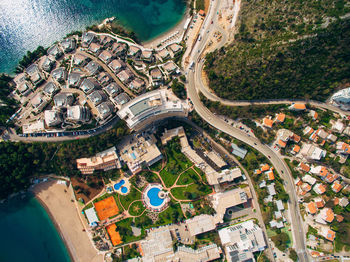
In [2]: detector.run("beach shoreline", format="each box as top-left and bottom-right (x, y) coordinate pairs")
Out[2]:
(142, 8), (189, 49)
(34, 195), (75, 262)
(31, 180), (104, 262)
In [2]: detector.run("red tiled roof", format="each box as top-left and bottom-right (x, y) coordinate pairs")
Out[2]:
(276, 113), (285, 122)
(263, 118), (274, 128)
(306, 202), (317, 214)
(300, 163), (310, 172)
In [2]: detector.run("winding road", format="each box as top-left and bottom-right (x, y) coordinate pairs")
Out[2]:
(183, 0), (314, 261)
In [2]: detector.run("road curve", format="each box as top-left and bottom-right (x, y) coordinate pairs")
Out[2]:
(185, 0), (310, 261)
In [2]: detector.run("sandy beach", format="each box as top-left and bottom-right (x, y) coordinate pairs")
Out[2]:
(143, 10), (190, 49)
(31, 180), (104, 262)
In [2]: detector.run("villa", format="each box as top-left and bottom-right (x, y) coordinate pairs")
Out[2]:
(88, 90), (105, 106)
(84, 61), (100, 75)
(104, 82), (121, 97)
(60, 38), (76, 53)
(163, 61), (178, 74)
(108, 59), (126, 73)
(82, 32), (95, 47)
(158, 48), (170, 60)
(31, 93), (48, 112)
(96, 102), (114, 120)
(128, 78), (145, 92)
(47, 44), (63, 59)
(111, 42), (127, 56)
(112, 93), (130, 107)
(76, 147), (120, 174)
(68, 72), (83, 87)
(80, 78), (97, 94)
(43, 81), (59, 97)
(168, 43), (182, 54)
(74, 54), (88, 66)
(51, 67), (67, 82)
(141, 50), (153, 62)
(117, 69), (134, 83)
(98, 50), (114, 64)
(89, 43), (102, 54)
(41, 56), (55, 72)
(54, 93), (74, 107)
(128, 46), (141, 58)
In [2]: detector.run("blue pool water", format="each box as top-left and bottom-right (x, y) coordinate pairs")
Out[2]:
(147, 188), (164, 207)
(121, 187), (128, 194)
(113, 179), (125, 190)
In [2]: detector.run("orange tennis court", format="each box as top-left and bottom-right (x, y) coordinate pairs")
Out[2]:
(94, 196), (119, 221)
(106, 224), (123, 246)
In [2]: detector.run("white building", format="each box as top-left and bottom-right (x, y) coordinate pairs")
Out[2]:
(331, 87), (350, 109)
(117, 89), (188, 130)
(66, 105), (90, 122)
(219, 220), (266, 262)
(44, 109), (62, 127)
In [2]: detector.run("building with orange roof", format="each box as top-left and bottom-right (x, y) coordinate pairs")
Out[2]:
(295, 177), (303, 186)
(275, 113), (286, 123)
(289, 103), (306, 111)
(254, 169), (262, 175)
(313, 183), (326, 194)
(292, 145), (300, 154)
(261, 164), (270, 172)
(314, 197), (325, 208)
(331, 181), (343, 193)
(334, 197), (340, 205)
(198, 10), (205, 16)
(291, 134), (301, 143)
(310, 251), (321, 257)
(309, 110), (318, 120)
(316, 208), (334, 224)
(306, 202), (317, 214)
(299, 162), (310, 173)
(336, 215), (344, 222)
(263, 117), (274, 128)
(319, 166), (329, 178)
(303, 126), (314, 136)
(266, 170), (275, 181)
(336, 142), (350, 155)
(320, 228), (335, 242)
(324, 173), (338, 183)
(320, 140), (326, 146)
(309, 132), (317, 141)
(278, 139), (287, 148)
(106, 224), (123, 246)
(300, 183), (312, 193)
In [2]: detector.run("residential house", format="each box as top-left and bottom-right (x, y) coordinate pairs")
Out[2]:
(336, 142), (350, 155)
(111, 42), (127, 56)
(43, 81), (59, 97)
(89, 42), (102, 54)
(88, 90), (105, 106)
(98, 50), (114, 64)
(108, 59), (126, 73)
(53, 93), (74, 107)
(68, 72), (83, 87)
(51, 67), (67, 82)
(289, 103), (306, 111)
(81, 32), (95, 47)
(128, 46), (141, 58)
(168, 43), (182, 54)
(66, 105), (90, 122)
(331, 180), (343, 193)
(313, 183), (326, 195)
(96, 102), (114, 120)
(129, 78), (145, 92)
(61, 38), (76, 53)
(84, 61), (100, 75)
(79, 78), (97, 94)
(73, 54), (88, 66)
(47, 44), (63, 59)
(104, 82), (121, 97)
(117, 69), (133, 83)
(141, 50), (153, 62)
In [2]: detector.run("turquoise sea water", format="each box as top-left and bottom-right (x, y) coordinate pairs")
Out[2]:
(0, 0), (186, 74)
(0, 194), (71, 262)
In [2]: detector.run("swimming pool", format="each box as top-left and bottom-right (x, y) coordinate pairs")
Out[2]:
(147, 187), (164, 207)
(121, 187), (128, 194)
(113, 179), (125, 190)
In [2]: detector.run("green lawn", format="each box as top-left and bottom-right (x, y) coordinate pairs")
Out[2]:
(177, 168), (200, 185)
(160, 138), (193, 187)
(171, 183), (212, 200)
(115, 218), (145, 244)
(128, 200), (146, 216)
(119, 186), (142, 210)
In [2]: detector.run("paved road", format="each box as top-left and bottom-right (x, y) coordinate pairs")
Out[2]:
(185, 1), (310, 261)
(196, 59), (350, 116)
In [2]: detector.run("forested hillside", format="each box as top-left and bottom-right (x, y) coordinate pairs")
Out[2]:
(0, 74), (18, 126)
(205, 0), (350, 101)
(0, 121), (129, 199)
